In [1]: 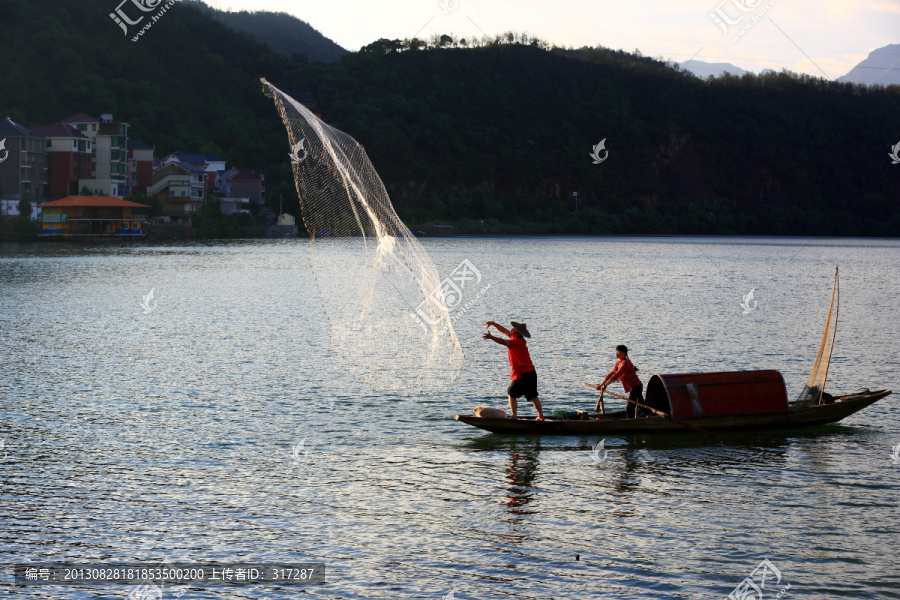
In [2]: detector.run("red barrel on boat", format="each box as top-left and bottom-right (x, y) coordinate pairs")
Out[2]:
(644, 370), (788, 418)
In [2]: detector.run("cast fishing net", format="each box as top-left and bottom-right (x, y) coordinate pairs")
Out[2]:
(262, 79), (464, 393)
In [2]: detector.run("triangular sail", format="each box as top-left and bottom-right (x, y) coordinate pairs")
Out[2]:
(794, 268), (839, 407)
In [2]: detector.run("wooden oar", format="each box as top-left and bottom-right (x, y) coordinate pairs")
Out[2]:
(594, 390), (605, 414)
(584, 383), (722, 442)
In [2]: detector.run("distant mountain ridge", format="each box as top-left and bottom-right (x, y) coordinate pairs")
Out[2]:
(837, 44), (900, 86)
(192, 1), (348, 63)
(679, 60), (778, 79)
(679, 60), (749, 78)
(683, 44), (900, 85)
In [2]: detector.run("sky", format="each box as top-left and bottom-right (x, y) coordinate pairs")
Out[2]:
(201, 0), (900, 78)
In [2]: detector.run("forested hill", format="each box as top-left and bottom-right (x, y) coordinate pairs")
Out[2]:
(297, 39), (900, 235)
(195, 3), (348, 63)
(0, 0), (306, 179)
(3, 0), (899, 235)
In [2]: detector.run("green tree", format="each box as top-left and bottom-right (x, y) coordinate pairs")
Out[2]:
(16, 196), (31, 221)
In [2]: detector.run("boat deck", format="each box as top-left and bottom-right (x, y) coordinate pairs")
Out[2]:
(455, 390), (891, 435)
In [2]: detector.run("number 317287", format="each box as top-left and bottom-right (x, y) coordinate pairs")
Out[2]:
(272, 568), (315, 579)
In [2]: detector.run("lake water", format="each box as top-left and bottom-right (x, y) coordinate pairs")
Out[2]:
(1, 236), (898, 599)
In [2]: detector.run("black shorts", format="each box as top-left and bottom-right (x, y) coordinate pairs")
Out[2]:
(508, 370), (538, 400)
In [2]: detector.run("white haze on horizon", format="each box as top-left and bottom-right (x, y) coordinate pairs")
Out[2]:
(202, 0), (900, 80)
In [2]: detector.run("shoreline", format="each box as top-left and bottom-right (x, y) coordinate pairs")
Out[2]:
(3, 232), (899, 245)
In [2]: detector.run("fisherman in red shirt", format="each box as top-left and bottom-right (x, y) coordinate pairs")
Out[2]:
(594, 345), (643, 418)
(483, 320), (545, 421)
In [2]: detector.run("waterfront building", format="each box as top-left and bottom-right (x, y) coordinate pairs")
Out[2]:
(36, 195), (149, 236)
(219, 168), (266, 204)
(161, 152), (226, 187)
(62, 113), (130, 197)
(217, 168), (265, 216)
(147, 161), (208, 222)
(30, 124), (94, 199)
(127, 139), (156, 196)
(0, 117), (48, 218)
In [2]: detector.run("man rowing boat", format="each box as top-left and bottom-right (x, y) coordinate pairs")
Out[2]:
(483, 321), (545, 421)
(593, 344), (643, 418)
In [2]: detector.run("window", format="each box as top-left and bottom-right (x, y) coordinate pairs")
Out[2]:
(77, 124), (86, 131)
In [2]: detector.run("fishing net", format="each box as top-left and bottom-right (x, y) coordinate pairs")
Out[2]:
(794, 268), (839, 407)
(261, 79), (464, 393)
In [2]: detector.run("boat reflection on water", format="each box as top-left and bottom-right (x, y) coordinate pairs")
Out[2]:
(464, 423), (866, 528)
(500, 439), (541, 546)
(606, 449), (645, 519)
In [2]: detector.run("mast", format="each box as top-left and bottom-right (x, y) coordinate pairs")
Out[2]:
(794, 267), (839, 407)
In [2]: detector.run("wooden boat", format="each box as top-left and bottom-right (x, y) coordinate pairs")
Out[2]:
(456, 268), (892, 436)
(455, 388), (892, 435)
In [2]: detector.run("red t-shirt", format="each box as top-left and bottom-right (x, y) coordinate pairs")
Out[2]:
(507, 336), (535, 380)
(607, 358), (642, 393)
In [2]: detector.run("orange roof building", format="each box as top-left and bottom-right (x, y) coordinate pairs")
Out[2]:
(36, 195), (149, 236)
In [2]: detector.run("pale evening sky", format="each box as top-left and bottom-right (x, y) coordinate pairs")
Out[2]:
(201, 0), (900, 79)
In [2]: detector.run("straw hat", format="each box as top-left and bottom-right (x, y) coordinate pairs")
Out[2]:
(510, 321), (531, 338)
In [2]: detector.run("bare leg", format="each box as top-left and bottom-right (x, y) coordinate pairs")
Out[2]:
(508, 395), (518, 419)
(531, 397), (544, 421)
